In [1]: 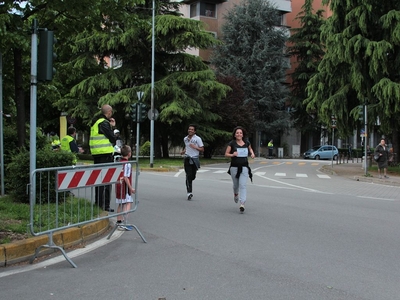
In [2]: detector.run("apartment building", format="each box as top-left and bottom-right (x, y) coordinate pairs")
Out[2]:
(180, 0), (292, 62)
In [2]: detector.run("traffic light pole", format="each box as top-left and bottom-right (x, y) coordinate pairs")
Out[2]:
(30, 20), (38, 202)
(136, 118), (140, 162)
(150, 0), (155, 168)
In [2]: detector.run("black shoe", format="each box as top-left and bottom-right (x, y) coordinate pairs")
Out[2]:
(187, 193), (193, 200)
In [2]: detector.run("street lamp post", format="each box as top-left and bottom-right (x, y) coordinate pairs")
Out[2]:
(364, 101), (368, 176)
(136, 91), (144, 162)
(149, 0), (155, 168)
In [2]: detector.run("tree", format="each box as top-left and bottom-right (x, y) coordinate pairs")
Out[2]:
(211, 0), (291, 138)
(0, 0), (114, 147)
(287, 0), (325, 143)
(54, 0), (230, 158)
(305, 0), (400, 160)
(202, 76), (255, 157)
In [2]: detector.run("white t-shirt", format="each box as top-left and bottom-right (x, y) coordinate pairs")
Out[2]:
(184, 134), (204, 157)
(116, 163), (133, 203)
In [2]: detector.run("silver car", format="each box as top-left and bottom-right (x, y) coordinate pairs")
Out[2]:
(303, 145), (338, 160)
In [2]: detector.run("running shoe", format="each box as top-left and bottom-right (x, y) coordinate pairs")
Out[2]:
(240, 205), (245, 213)
(124, 225), (133, 231)
(187, 193), (193, 200)
(234, 194), (239, 203)
(117, 225), (126, 231)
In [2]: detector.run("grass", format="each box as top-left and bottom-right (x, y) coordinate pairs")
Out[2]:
(0, 195), (102, 244)
(0, 157), (228, 244)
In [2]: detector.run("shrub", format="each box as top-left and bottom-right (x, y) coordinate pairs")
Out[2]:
(6, 148), (76, 204)
(140, 141), (151, 156)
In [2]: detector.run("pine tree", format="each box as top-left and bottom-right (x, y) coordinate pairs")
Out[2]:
(211, 0), (290, 137)
(305, 0), (400, 158)
(54, 0), (230, 157)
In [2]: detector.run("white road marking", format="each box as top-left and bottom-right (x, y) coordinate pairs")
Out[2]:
(317, 174), (331, 179)
(275, 173), (286, 177)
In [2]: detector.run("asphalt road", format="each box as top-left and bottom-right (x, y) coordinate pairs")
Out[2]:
(1, 159), (400, 300)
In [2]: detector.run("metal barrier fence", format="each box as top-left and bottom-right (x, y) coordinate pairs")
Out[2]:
(29, 160), (146, 268)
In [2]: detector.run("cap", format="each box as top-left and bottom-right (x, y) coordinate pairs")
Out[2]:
(114, 129), (120, 134)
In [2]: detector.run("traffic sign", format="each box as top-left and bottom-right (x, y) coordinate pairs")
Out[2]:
(331, 119), (337, 128)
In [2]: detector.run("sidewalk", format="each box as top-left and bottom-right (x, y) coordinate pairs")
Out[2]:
(321, 161), (400, 186)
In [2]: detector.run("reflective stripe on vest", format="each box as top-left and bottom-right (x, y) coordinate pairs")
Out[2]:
(89, 118), (114, 155)
(61, 135), (74, 152)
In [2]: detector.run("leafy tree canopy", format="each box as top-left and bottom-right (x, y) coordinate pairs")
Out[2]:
(305, 0), (400, 146)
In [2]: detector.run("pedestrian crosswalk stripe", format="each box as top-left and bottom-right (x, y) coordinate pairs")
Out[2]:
(275, 173), (286, 176)
(296, 173), (308, 177)
(317, 174), (331, 179)
(254, 172), (266, 176)
(193, 169), (331, 179)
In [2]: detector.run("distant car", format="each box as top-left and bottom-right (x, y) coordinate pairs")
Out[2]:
(303, 145), (338, 160)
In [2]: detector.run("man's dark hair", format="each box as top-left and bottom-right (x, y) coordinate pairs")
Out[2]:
(67, 127), (76, 135)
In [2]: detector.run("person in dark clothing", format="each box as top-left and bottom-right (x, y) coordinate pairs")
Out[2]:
(89, 104), (117, 212)
(225, 126), (255, 213)
(348, 144), (352, 159)
(374, 139), (389, 179)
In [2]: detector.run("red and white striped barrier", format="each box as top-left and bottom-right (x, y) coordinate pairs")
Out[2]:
(57, 166), (121, 191)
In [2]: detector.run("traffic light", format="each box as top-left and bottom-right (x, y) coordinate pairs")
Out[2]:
(138, 103), (147, 123)
(358, 105), (364, 121)
(38, 30), (56, 81)
(130, 103), (138, 122)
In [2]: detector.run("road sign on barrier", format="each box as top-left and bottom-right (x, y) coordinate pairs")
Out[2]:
(57, 166), (121, 191)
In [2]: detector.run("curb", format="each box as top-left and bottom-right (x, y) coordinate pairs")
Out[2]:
(0, 218), (110, 267)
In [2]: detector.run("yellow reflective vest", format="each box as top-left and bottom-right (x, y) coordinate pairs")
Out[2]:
(61, 135), (74, 152)
(89, 118), (114, 155)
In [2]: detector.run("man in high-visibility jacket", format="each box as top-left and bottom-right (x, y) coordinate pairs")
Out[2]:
(61, 127), (83, 164)
(90, 104), (117, 212)
(268, 139), (274, 159)
(61, 127), (83, 154)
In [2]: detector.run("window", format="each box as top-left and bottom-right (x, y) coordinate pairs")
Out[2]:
(200, 3), (216, 18)
(190, 3), (197, 18)
(190, 2), (216, 18)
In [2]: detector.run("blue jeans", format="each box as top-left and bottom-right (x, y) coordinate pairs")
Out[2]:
(229, 166), (249, 205)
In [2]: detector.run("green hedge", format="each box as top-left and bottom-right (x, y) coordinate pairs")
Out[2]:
(6, 148), (76, 204)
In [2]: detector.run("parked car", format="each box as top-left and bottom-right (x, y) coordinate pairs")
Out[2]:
(303, 145), (339, 160)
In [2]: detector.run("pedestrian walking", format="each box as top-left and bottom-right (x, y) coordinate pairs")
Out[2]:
(225, 126), (255, 213)
(348, 143), (352, 159)
(115, 145), (135, 231)
(89, 104), (117, 212)
(181, 124), (204, 200)
(268, 139), (274, 159)
(374, 139), (389, 179)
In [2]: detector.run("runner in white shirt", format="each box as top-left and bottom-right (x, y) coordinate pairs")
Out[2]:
(181, 124), (204, 200)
